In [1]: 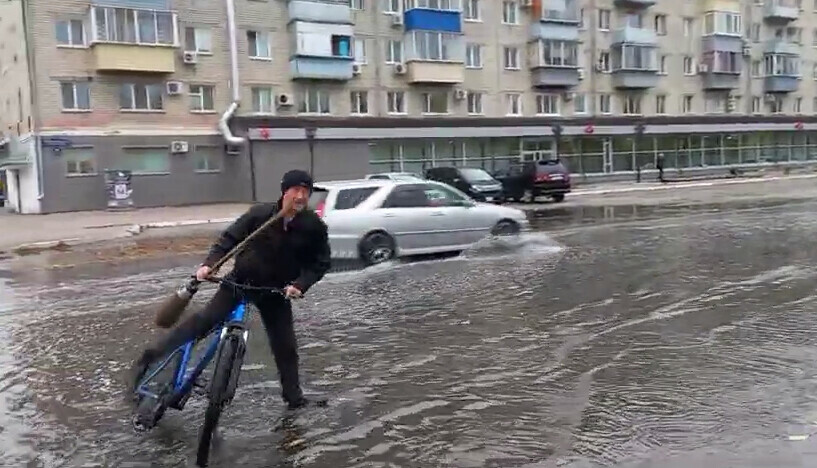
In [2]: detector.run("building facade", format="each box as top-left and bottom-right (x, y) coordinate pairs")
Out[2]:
(2, 0), (817, 213)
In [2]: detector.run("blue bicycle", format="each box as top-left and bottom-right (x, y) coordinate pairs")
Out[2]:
(131, 277), (284, 467)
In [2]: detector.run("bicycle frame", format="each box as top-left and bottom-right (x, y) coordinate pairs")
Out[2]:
(136, 300), (251, 408)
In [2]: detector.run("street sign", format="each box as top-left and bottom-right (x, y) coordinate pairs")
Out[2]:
(105, 170), (134, 210)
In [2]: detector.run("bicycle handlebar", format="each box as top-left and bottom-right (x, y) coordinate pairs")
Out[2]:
(203, 275), (287, 296)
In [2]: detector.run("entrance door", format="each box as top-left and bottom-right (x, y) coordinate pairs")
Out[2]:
(602, 139), (613, 173)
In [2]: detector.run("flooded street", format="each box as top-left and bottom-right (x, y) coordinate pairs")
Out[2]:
(5, 195), (817, 467)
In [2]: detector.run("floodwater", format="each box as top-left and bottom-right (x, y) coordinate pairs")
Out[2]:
(4, 199), (817, 467)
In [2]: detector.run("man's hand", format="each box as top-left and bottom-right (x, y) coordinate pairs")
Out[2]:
(283, 285), (303, 299)
(195, 265), (213, 281)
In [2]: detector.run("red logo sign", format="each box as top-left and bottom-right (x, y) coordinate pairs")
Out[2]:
(584, 124), (595, 134)
(259, 128), (271, 140)
(795, 121), (804, 130)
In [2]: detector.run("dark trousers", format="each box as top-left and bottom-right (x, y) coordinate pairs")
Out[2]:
(148, 284), (303, 403)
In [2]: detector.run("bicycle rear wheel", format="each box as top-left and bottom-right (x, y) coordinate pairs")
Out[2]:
(195, 332), (245, 467)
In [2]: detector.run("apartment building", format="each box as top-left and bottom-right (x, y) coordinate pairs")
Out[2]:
(2, 0), (817, 213)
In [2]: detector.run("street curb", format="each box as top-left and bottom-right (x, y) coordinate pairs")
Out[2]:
(570, 173), (817, 197)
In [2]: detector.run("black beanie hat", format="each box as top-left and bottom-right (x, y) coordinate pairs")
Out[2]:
(281, 169), (313, 194)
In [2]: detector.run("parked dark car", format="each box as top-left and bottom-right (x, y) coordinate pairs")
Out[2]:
(424, 167), (505, 203)
(494, 159), (571, 203)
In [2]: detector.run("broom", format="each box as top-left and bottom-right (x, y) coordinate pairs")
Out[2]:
(154, 200), (291, 328)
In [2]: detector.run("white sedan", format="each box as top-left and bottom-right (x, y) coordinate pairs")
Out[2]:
(309, 179), (530, 265)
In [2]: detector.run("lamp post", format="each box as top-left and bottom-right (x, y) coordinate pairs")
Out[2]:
(305, 127), (316, 176)
(634, 122), (645, 183)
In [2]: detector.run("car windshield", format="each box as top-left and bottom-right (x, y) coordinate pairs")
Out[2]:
(459, 168), (495, 182)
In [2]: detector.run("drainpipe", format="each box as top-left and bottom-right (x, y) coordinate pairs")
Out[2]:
(219, 0), (245, 146)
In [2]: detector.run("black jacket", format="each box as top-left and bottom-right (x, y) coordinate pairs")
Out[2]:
(202, 202), (331, 293)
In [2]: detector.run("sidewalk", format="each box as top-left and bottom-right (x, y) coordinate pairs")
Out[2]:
(2, 172), (816, 255)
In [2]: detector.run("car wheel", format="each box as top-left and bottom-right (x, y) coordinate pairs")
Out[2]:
(359, 232), (396, 266)
(491, 219), (520, 236)
(552, 194), (565, 203)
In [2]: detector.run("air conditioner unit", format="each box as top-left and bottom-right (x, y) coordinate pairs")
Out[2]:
(577, 68), (585, 80)
(166, 81), (184, 95)
(182, 51), (198, 65)
(742, 46), (751, 56)
(764, 93), (776, 102)
(391, 14), (404, 26)
(276, 93), (294, 107)
(594, 63), (606, 72)
(170, 140), (189, 154)
(453, 88), (467, 100)
(697, 63), (709, 73)
(352, 63), (362, 75)
(393, 63), (407, 75)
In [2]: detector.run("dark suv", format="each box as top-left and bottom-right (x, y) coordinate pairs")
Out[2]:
(494, 159), (571, 203)
(424, 167), (505, 203)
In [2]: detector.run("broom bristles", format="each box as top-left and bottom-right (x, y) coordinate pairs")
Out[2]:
(154, 293), (193, 328)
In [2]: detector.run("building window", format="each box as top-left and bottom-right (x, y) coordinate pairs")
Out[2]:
(622, 94), (641, 115)
(658, 55), (668, 74)
(351, 91), (369, 114)
(503, 46), (519, 69)
(705, 94), (726, 113)
(770, 96), (784, 114)
(656, 95), (666, 114)
(702, 51), (741, 73)
(354, 38), (368, 64)
(194, 147), (222, 173)
(752, 96), (761, 113)
(384, 0), (401, 13)
(704, 11), (741, 36)
(422, 92), (448, 114)
(764, 54), (800, 76)
(463, 0), (480, 21)
(598, 51), (610, 72)
(121, 148), (171, 174)
(625, 13), (643, 28)
(753, 60), (762, 77)
(189, 85), (215, 112)
(387, 91), (406, 114)
(538, 40), (579, 67)
(654, 14), (667, 35)
(386, 40), (403, 64)
(63, 148), (96, 176)
(682, 95), (693, 113)
(599, 94), (611, 114)
(813, 98), (817, 114)
(505, 93), (521, 116)
(119, 84), (163, 111)
(502, 1), (518, 24)
(535, 94), (559, 115)
(408, 30), (461, 61)
(466, 43), (482, 68)
(613, 45), (657, 71)
(60, 82), (91, 111)
(299, 88), (331, 114)
(247, 30), (271, 59)
(184, 27), (212, 54)
(598, 9), (611, 30)
(92, 7), (176, 45)
(350, 0), (364, 9)
(574, 94), (586, 114)
(794, 97), (803, 113)
(56, 19), (85, 47)
(683, 56), (694, 75)
(751, 23), (760, 42)
(683, 17), (694, 37)
(467, 91), (483, 114)
(251, 87), (273, 113)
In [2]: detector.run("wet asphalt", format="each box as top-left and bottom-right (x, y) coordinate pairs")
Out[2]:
(4, 192), (817, 467)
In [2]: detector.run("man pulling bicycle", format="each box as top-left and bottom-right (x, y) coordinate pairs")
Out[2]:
(130, 169), (332, 410)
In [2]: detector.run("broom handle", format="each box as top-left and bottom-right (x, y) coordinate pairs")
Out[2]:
(207, 207), (288, 275)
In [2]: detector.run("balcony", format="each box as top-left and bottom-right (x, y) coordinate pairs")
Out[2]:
(703, 0), (740, 10)
(530, 22), (579, 41)
(764, 76), (798, 92)
(0, 135), (31, 169)
(89, 5), (179, 73)
(403, 8), (461, 33)
(290, 56), (354, 80)
(612, 70), (659, 89)
(531, 68), (580, 88)
(288, 0), (352, 25)
(702, 35), (743, 54)
(613, 0), (656, 8)
(763, 39), (800, 55)
(539, 3), (580, 24)
(406, 61), (463, 84)
(701, 72), (740, 90)
(764, 0), (799, 21)
(93, 43), (176, 73)
(612, 26), (657, 45)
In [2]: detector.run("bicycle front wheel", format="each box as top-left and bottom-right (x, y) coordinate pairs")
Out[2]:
(195, 333), (244, 467)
